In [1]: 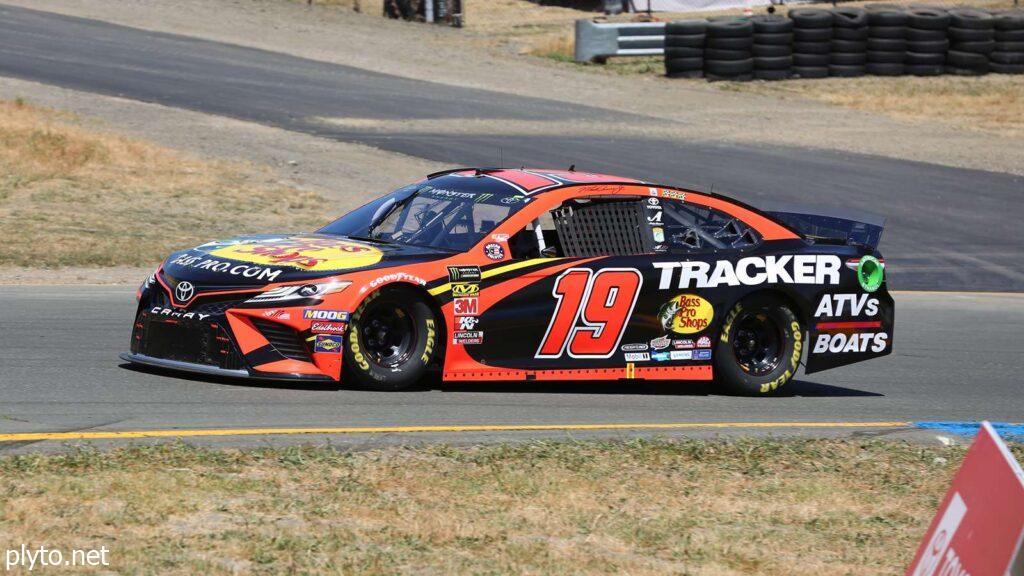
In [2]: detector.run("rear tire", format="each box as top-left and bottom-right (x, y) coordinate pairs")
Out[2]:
(343, 288), (438, 391)
(715, 295), (803, 396)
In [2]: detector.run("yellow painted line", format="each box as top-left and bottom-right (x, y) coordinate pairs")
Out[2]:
(0, 421), (911, 443)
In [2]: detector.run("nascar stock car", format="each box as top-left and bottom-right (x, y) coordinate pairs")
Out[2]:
(121, 168), (893, 395)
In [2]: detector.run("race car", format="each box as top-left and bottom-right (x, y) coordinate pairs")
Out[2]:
(121, 167), (893, 395)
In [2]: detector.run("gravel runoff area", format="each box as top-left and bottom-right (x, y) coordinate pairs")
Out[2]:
(4, 0), (1023, 177)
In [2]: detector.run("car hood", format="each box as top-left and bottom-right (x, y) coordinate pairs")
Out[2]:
(160, 233), (448, 288)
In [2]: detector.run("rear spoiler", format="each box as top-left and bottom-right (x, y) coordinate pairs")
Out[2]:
(760, 203), (886, 251)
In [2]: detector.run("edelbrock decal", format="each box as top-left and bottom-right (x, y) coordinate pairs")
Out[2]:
(654, 255), (842, 289)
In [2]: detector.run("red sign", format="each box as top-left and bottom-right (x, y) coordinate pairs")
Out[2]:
(907, 422), (1024, 576)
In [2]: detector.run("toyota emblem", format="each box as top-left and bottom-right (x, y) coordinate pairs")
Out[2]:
(174, 281), (195, 303)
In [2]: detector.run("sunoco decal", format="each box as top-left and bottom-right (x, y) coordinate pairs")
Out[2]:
(207, 236), (383, 272)
(658, 294), (713, 335)
(313, 334), (343, 354)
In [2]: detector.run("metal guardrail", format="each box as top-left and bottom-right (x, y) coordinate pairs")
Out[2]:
(574, 19), (666, 63)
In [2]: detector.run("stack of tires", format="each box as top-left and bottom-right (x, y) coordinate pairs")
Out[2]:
(830, 7), (869, 77)
(751, 15), (794, 80)
(704, 18), (755, 81)
(790, 9), (833, 79)
(992, 11), (1024, 74)
(665, 20), (707, 79)
(865, 6), (913, 75)
(904, 8), (951, 76)
(946, 9), (994, 76)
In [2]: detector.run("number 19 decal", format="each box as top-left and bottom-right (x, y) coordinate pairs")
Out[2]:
(536, 268), (643, 359)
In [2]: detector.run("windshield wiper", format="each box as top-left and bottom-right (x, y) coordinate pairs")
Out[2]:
(346, 234), (396, 245)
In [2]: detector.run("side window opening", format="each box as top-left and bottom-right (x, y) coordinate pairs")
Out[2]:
(660, 200), (760, 252)
(507, 196), (761, 260)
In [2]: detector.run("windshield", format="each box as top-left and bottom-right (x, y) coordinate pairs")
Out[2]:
(317, 183), (526, 252)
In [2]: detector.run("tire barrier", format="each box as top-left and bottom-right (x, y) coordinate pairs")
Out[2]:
(992, 11), (1024, 75)
(704, 18), (755, 81)
(664, 20), (706, 78)
(752, 15), (793, 81)
(946, 9), (993, 75)
(830, 7), (869, 77)
(790, 8), (833, 78)
(664, 5), (1024, 81)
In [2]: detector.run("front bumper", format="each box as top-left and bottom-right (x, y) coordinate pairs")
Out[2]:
(119, 352), (335, 382)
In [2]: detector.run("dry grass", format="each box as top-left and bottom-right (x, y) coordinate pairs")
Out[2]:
(0, 99), (327, 268)
(715, 74), (1024, 137)
(0, 438), (1001, 575)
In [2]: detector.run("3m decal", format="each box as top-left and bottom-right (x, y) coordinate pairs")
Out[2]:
(484, 243), (505, 261)
(451, 283), (480, 297)
(207, 236), (383, 272)
(812, 332), (888, 354)
(658, 294), (713, 335)
(453, 297), (478, 316)
(536, 268), (643, 359)
(447, 265), (482, 282)
(624, 352), (650, 362)
(814, 294), (880, 317)
(654, 255), (842, 289)
(302, 309), (350, 321)
(314, 334), (343, 354)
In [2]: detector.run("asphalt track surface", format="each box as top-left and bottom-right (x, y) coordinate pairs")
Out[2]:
(0, 6), (1021, 450)
(0, 288), (1020, 451)
(0, 4), (1022, 291)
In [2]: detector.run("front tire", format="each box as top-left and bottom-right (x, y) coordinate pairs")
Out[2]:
(343, 287), (438, 391)
(715, 294), (803, 395)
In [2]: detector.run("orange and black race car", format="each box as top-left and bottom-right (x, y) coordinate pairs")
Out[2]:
(122, 168), (893, 394)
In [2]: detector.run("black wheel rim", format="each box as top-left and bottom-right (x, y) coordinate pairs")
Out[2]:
(732, 311), (784, 376)
(361, 301), (417, 368)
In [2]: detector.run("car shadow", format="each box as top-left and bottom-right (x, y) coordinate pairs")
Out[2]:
(121, 363), (881, 398)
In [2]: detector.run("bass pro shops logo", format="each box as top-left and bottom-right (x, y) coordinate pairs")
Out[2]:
(174, 281), (195, 303)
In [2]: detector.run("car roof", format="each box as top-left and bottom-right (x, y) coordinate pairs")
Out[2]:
(425, 168), (642, 197)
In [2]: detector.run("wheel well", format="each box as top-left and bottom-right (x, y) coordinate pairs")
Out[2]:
(372, 282), (447, 366)
(730, 289), (807, 331)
